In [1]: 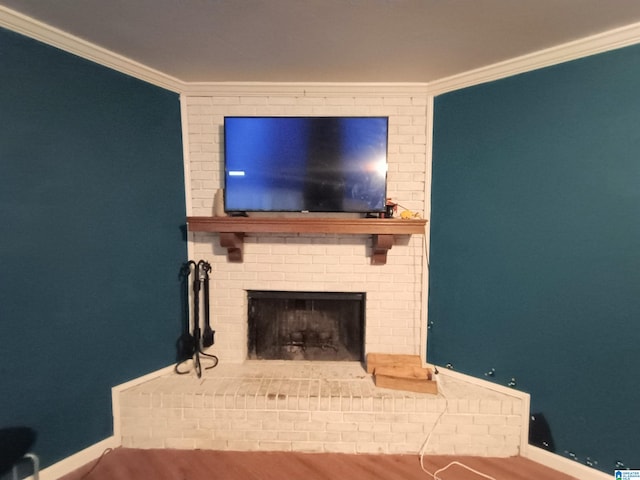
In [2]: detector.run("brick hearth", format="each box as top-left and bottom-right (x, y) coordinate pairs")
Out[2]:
(117, 361), (525, 456)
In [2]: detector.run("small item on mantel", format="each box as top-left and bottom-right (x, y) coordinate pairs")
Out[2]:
(395, 202), (421, 219)
(384, 198), (397, 218)
(399, 209), (421, 219)
(214, 188), (226, 217)
(383, 198), (422, 219)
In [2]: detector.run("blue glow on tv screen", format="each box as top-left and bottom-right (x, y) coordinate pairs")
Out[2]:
(224, 116), (388, 213)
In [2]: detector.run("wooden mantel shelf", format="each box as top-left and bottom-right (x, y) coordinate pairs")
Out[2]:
(186, 216), (427, 265)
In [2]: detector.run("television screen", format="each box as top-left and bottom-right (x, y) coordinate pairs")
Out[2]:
(224, 116), (388, 213)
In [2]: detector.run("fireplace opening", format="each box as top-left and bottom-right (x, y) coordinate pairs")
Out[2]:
(247, 291), (365, 361)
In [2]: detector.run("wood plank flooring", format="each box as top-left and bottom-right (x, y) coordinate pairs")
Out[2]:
(58, 448), (579, 480)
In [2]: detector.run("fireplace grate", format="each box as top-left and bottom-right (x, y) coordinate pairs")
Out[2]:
(247, 291), (365, 361)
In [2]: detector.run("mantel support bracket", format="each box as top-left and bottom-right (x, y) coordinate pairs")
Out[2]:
(219, 232), (244, 262)
(218, 232), (395, 265)
(371, 234), (394, 265)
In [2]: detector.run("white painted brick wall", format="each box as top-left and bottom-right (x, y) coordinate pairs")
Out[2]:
(118, 366), (524, 457)
(185, 88), (429, 363)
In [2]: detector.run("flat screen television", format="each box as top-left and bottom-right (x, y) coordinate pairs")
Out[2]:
(223, 116), (388, 213)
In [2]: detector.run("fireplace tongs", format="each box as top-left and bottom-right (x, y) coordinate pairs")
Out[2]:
(175, 259), (219, 377)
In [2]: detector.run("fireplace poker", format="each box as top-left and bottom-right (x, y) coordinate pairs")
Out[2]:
(198, 260), (218, 369)
(174, 260), (218, 377)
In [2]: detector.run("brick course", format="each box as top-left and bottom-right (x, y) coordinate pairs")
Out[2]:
(118, 363), (524, 457)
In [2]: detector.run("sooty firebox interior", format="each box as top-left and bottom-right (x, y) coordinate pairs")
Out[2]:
(247, 291), (365, 361)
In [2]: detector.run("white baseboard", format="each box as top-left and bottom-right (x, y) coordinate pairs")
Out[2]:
(29, 364), (175, 480)
(524, 445), (610, 480)
(36, 436), (119, 480)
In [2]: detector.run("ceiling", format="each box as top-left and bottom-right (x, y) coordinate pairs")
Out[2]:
(3, 0), (640, 83)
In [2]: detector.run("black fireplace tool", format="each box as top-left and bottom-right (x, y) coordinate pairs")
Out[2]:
(175, 263), (196, 363)
(175, 260), (218, 377)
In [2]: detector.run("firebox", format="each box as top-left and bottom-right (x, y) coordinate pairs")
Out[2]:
(247, 291), (365, 361)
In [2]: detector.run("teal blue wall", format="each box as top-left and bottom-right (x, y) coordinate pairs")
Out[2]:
(0, 28), (187, 467)
(429, 43), (640, 473)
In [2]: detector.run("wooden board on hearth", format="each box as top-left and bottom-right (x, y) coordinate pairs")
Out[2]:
(373, 366), (438, 395)
(366, 353), (438, 395)
(365, 353), (422, 373)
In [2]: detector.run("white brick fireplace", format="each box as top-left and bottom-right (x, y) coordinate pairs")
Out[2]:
(184, 84), (431, 363)
(115, 85), (528, 458)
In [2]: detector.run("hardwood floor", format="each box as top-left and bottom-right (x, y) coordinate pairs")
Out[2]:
(58, 448), (579, 480)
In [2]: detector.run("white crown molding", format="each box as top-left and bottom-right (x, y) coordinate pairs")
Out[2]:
(3, 4), (640, 98)
(181, 82), (430, 97)
(0, 6), (185, 93)
(428, 21), (640, 95)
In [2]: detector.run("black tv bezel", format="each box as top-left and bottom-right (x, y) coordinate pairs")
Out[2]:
(222, 115), (389, 214)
